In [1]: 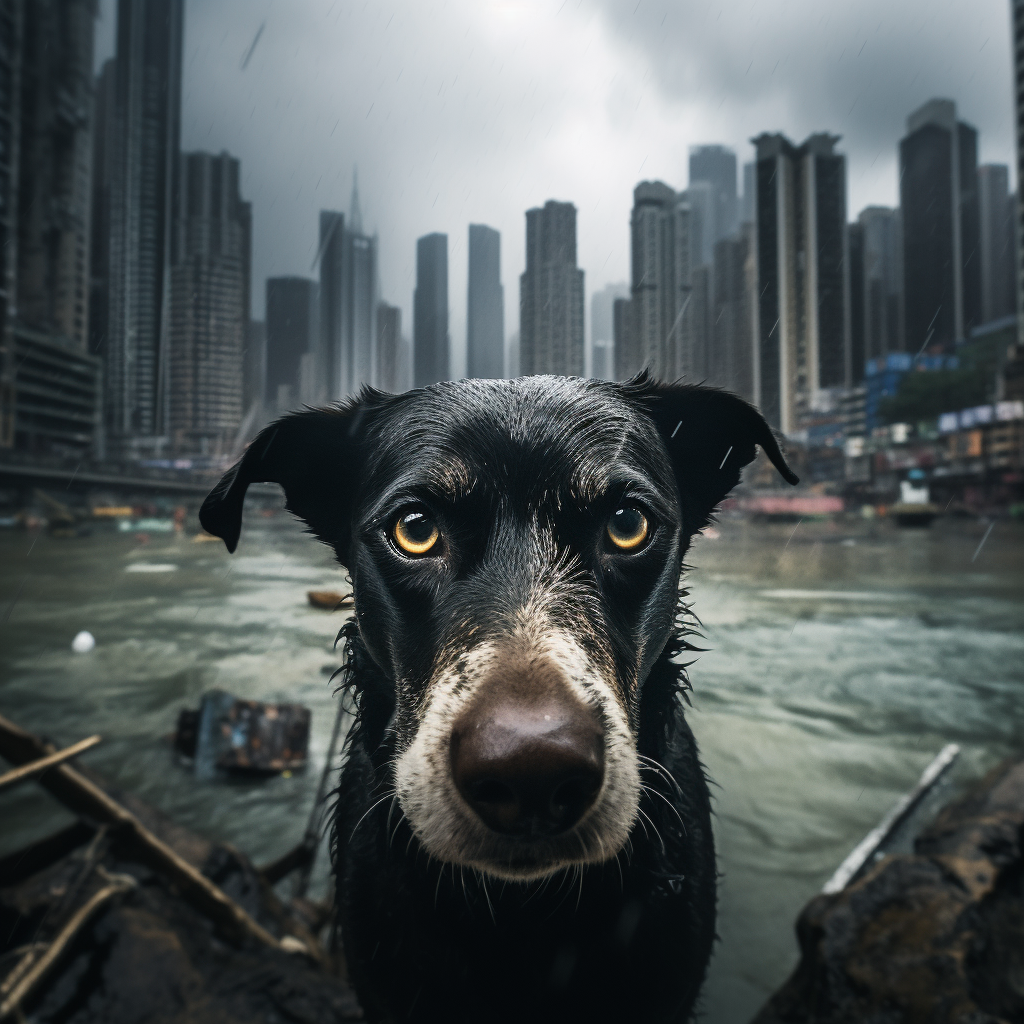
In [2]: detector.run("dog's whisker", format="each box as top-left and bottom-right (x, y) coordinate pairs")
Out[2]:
(641, 783), (689, 835)
(348, 791), (396, 845)
(637, 807), (666, 855)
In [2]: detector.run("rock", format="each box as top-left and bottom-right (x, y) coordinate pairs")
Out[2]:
(750, 755), (1024, 1024)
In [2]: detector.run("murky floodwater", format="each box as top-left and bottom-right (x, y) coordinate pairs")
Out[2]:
(1, 510), (1022, 1023)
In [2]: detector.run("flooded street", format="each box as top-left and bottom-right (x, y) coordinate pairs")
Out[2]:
(2, 511), (1022, 1024)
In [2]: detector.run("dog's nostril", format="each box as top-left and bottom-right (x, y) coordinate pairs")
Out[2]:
(450, 697), (604, 839)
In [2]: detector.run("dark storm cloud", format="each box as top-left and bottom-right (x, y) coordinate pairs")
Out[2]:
(95, 0), (1014, 372)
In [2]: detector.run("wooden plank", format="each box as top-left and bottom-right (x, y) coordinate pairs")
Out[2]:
(821, 743), (960, 895)
(0, 714), (290, 952)
(0, 735), (101, 794)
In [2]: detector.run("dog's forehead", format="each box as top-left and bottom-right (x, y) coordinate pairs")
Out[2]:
(366, 376), (668, 505)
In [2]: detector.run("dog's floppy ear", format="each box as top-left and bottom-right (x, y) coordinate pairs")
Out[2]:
(635, 375), (799, 536)
(199, 398), (376, 561)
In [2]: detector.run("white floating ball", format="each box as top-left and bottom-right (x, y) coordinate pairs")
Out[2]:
(72, 631), (95, 654)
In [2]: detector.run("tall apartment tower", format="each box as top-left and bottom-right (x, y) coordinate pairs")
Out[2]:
(414, 233), (449, 387)
(99, 0), (184, 452)
(710, 231), (755, 402)
(623, 182), (694, 380)
(752, 132), (850, 434)
(319, 180), (380, 401)
(689, 145), (738, 255)
(978, 164), (1015, 324)
(376, 301), (406, 392)
(265, 277), (318, 414)
(857, 206), (903, 369)
(1015, 2), (1024, 339)
(740, 162), (756, 225)
(168, 152), (250, 455)
(899, 99), (981, 352)
(590, 282), (627, 379)
(467, 224), (504, 379)
(0, 0), (102, 455)
(519, 200), (585, 376)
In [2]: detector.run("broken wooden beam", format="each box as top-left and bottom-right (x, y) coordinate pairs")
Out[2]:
(0, 735), (101, 795)
(0, 714), (291, 953)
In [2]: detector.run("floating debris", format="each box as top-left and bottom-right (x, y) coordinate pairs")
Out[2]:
(175, 690), (310, 778)
(307, 589), (353, 610)
(71, 630), (96, 653)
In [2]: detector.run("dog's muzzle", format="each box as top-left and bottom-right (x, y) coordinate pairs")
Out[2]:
(449, 663), (605, 839)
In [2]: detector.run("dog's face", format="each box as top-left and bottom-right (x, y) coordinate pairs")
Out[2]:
(201, 374), (796, 881)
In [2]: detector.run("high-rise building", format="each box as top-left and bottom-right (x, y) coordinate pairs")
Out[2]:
(168, 152), (249, 455)
(612, 298), (634, 381)
(590, 282), (627, 379)
(857, 206), (903, 367)
(684, 180), (715, 270)
(710, 232), (754, 401)
(740, 162), (756, 225)
(978, 164), (1015, 324)
(467, 224), (504, 379)
(900, 98), (981, 352)
(414, 232), (449, 387)
(848, 221), (865, 385)
(752, 132), (850, 433)
(99, 0), (184, 453)
(319, 177), (379, 401)
(242, 319), (265, 415)
(519, 200), (585, 376)
(265, 277), (318, 414)
(626, 182), (694, 380)
(377, 301), (407, 392)
(0, 0), (103, 456)
(689, 145), (738, 250)
(1013, 2), (1024, 341)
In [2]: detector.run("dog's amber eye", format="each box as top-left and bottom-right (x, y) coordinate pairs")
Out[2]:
(607, 507), (649, 551)
(393, 511), (441, 556)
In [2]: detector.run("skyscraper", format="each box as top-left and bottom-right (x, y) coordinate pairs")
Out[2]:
(626, 182), (695, 380)
(710, 232), (754, 401)
(519, 200), (585, 376)
(376, 301), (406, 392)
(168, 151), (250, 455)
(612, 298), (634, 381)
(858, 206), (903, 365)
(848, 221), (865, 385)
(0, 0), (103, 456)
(752, 132), (850, 433)
(319, 177), (379, 401)
(740, 162), (756, 225)
(101, 0), (184, 452)
(414, 233), (449, 387)
(978, 164), (1015, 324)
(1015, 2), (1024, 338)
(265, 277), (318, 413)
(467, 224), (504, 379)
(899, 98), (981, 352)
(590, 282), (627, 379)
(689, 145), (738, 250)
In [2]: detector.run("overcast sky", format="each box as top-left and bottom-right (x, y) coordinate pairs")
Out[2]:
(95, 0), (1015, 377)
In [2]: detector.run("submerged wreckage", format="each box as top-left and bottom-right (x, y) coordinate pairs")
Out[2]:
(0, 709), (1021, 1023)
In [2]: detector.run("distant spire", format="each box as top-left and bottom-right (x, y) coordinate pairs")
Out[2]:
(350, 166), (363, 234)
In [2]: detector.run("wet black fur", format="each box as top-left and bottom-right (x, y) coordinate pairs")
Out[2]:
(199, 373), (797, 1024)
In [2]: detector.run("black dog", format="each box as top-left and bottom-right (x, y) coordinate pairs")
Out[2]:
(200, 373), (797, 1024)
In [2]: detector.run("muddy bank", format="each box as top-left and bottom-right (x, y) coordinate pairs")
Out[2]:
(750, 754), (1024, 1024)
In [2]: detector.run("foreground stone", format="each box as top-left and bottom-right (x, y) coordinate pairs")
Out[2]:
(750, 754), (1024, 1024)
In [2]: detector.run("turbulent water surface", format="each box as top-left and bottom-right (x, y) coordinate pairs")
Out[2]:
(1, 510), (1022, 1023)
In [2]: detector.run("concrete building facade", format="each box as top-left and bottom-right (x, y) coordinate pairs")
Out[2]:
(265, 276), (318, 414)
(978, 163), (1016, 325)
(466, 224), (504, 379)
(899, 98), (982, 352)
(519, 200), (584, 376)
(168, 151), (249, 455)
(414, 232), (449, 387)
(752, 132), (851, 434)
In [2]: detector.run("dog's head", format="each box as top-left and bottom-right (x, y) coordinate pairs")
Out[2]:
(201, 374), (796, 881)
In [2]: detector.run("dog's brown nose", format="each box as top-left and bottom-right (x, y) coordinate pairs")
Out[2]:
(450, 686), (604, 838)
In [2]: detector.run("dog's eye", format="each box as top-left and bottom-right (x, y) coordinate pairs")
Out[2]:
(607, 507), (649, 552)
(393, 510), (441, 556)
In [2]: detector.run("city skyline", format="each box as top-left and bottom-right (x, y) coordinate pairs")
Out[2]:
(90, 0), (1016, 380)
